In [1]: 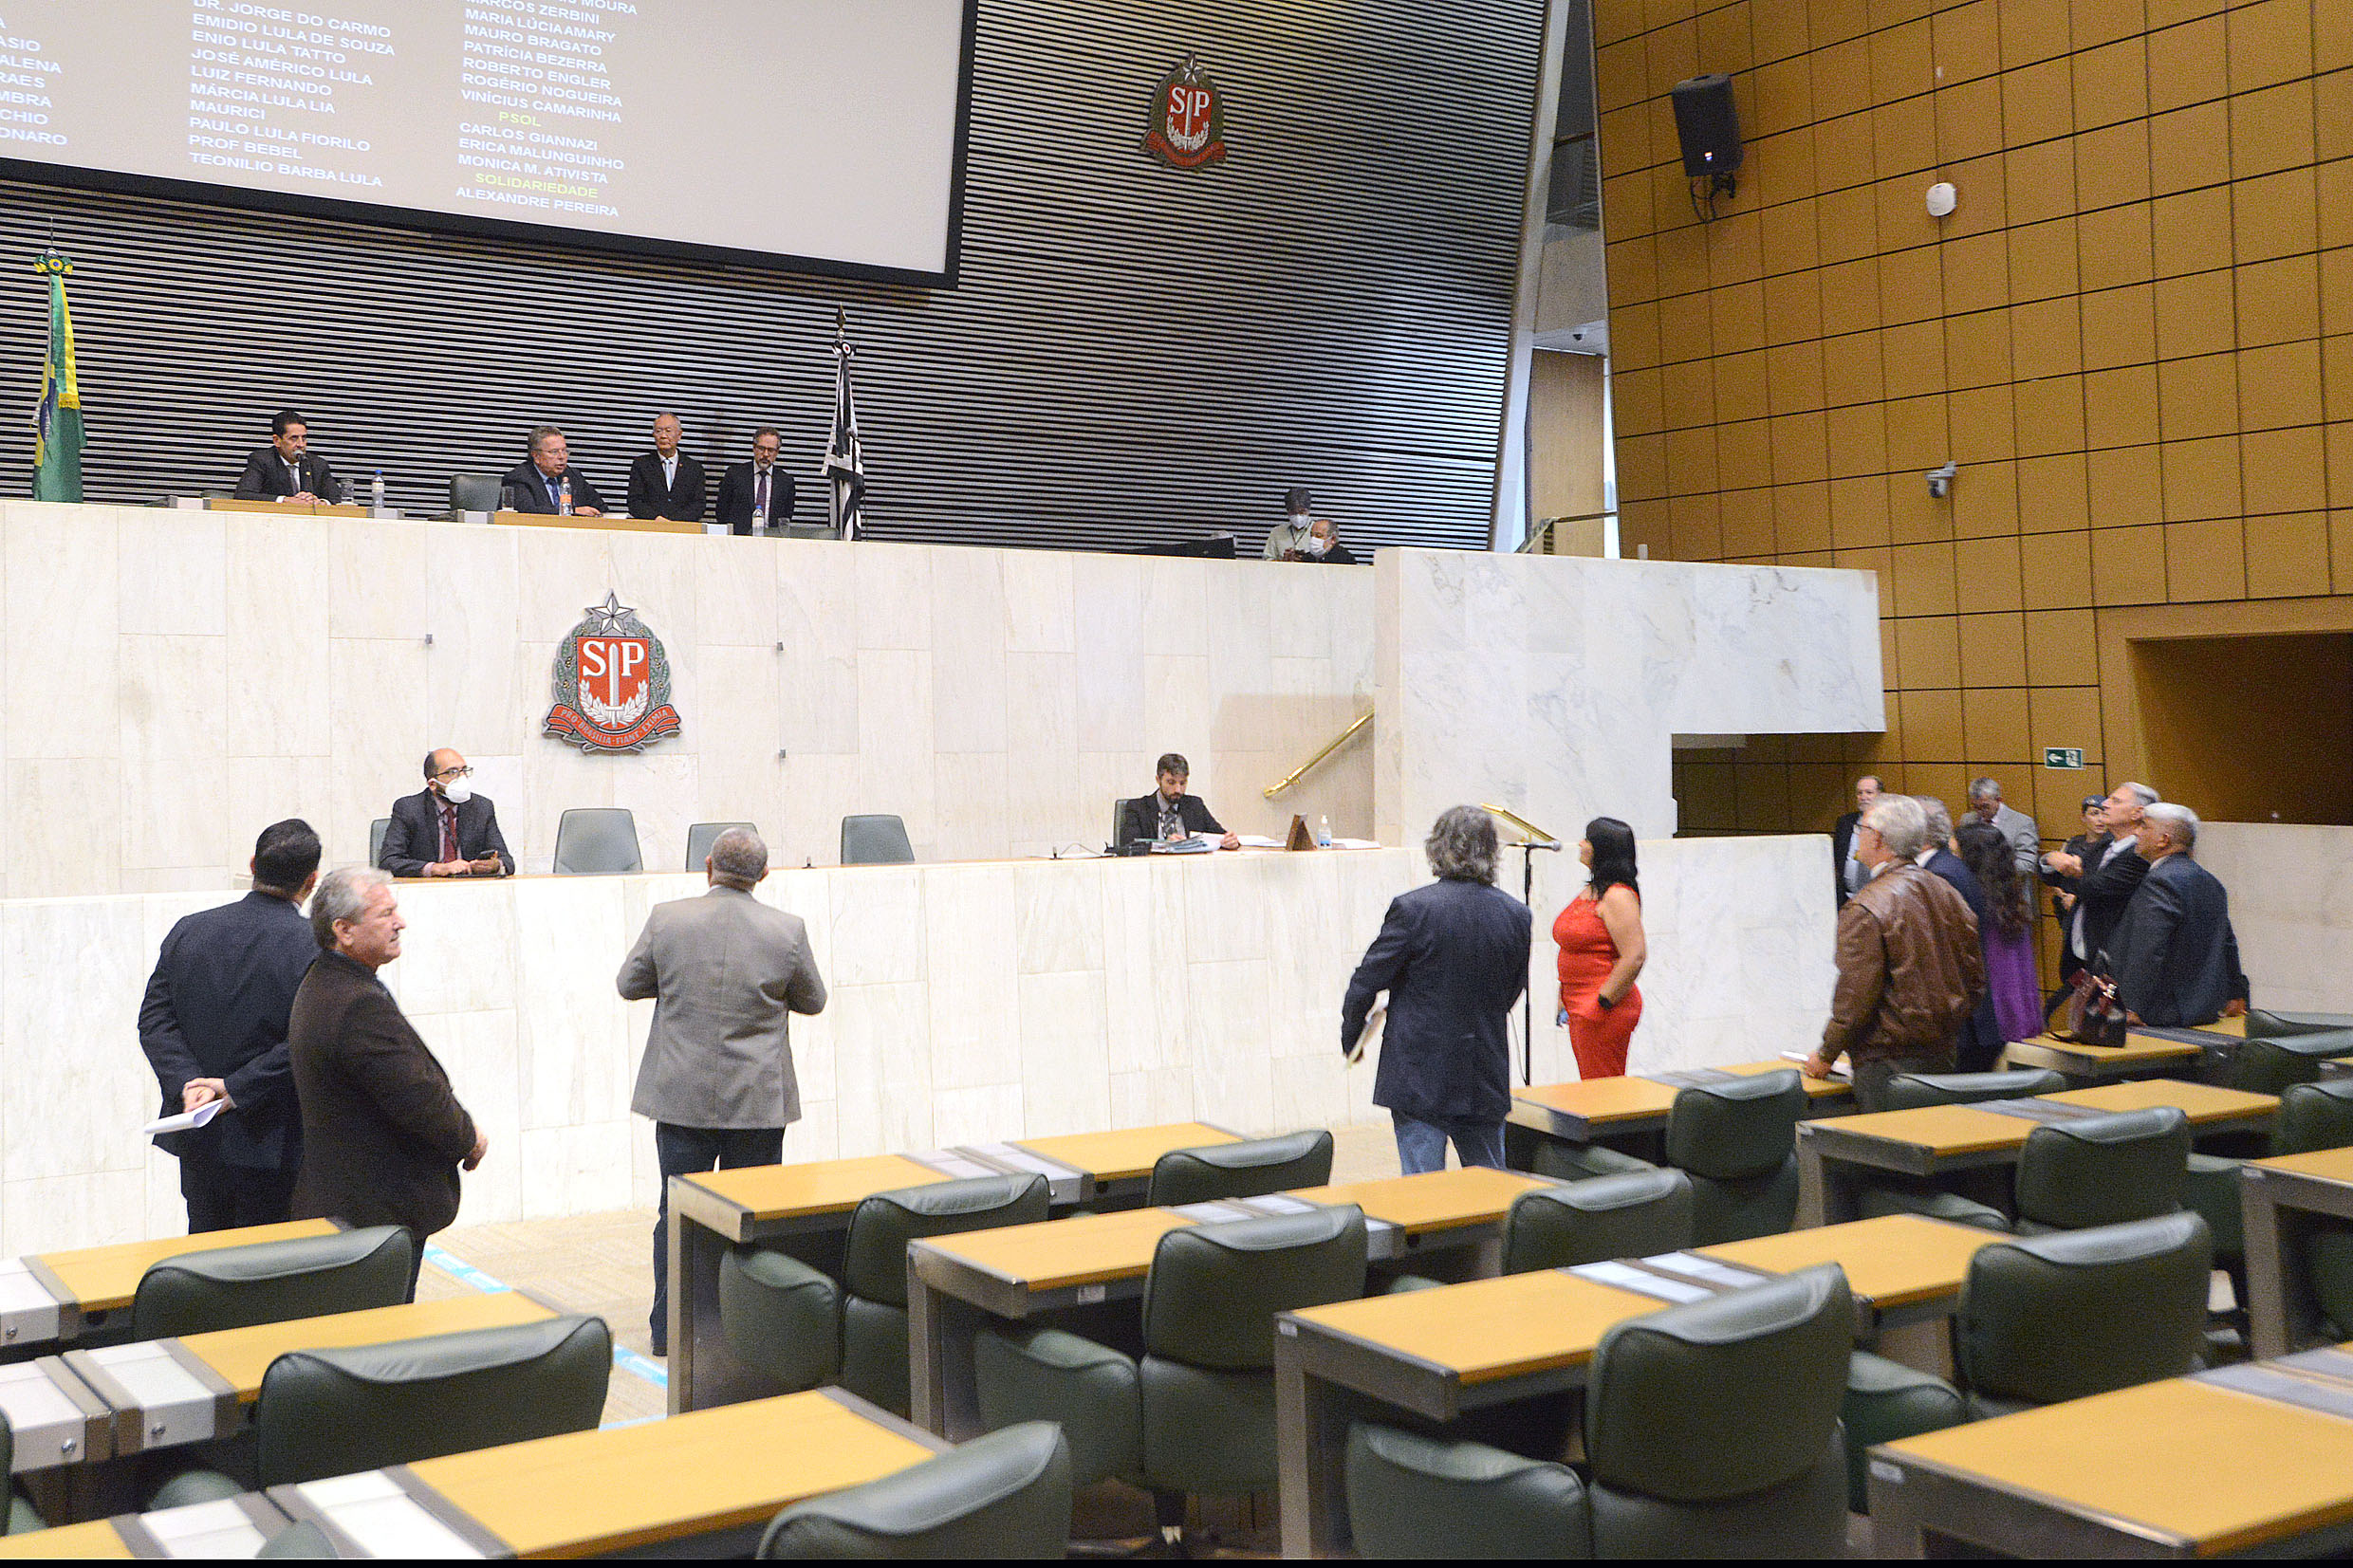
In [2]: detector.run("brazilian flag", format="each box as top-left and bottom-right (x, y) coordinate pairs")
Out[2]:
(30, 250), (81, 503)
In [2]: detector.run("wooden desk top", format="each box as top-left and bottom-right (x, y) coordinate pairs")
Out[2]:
(1010, 1122), (1237, 1183)
(1806, 1103), (2035, 1155)
(410, 1390), (936, 1558)
(181, 1291), (555, 1399)
(0, 1518), (132, 1558)
(1288, 1269), (1662, 1385)
(1714, 1060), (1852, 1097)
(2044, 1079), (2277, 1122)
(1514, 1077), (1677, 1124)
(2010, 1029), (2202, 1061)
(1698, 1215), (2005, 1308)
(2196, 1015), (2250, 1038)
(1287, 1167), (1551, 1234)
(2253, 1146), (2353, 1184)
(33, 1219), (341, 1313)
(490, 509), (704, 535)
(917, 1208), (1197, 1292)
(682, 1154), (947, 1223)
(207, 498), (367, 517)
(1883, 1376), (2353, 1555)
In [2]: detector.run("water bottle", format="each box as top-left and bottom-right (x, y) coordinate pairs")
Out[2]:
(558, 475), (573, 516)
(1317, 814), (1332, 848)
(370, 470), (385, 513)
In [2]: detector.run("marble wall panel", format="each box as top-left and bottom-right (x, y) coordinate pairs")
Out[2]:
(8, 502), (114, 759)
(1, 896), (146, 1185)
(1017, 970), (1112, 1136)
(423, 525), (525, 757)
(328, 522), (427, 641)
(921, 864), (1021, 1092)
(8, 758), (121, 896)
(854, 544), (933, 652)
(2199, 825), (2353, 1013)
(225, 516), (332, 763)
(696, 533), (780, 648)
(119, 512), (226, 637)
(1002, 550), (1075, 655)
(422, 1008), (523, 1227)
(928, 549), (1009, 757)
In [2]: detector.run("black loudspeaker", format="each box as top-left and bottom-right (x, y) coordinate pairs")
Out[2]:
(1669, 74), (1743, 178)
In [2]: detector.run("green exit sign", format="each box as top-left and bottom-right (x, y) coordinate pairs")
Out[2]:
(2044, 747), (2084, 769)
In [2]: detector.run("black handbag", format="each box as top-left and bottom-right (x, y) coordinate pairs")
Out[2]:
(2059, 958), (2127, 1047)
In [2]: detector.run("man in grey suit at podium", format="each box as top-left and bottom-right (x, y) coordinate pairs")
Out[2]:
(618, 827), (827, 1355)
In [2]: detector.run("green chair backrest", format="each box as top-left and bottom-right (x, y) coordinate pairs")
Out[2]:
(1585, 1264), (1853, 1503)
(2247, 1010), (2353, 1038)
(1881, 1069), (2067, 1109)
(1665, 1072), (1806, 1181)
(2228, 1033), (2353, 1096)
(1955, 1212), (2211, 1406)
(2275, 1080), (2353, 1156)
(254, 1314), (611, 1486)
(1343, 1422), (1591, 1559)
(1145, 1131), (1334, 1208)
(1503, 1170), (1694, 1273)
(2012, 1107), (2190, 1229)
(843, 1175), (1049, 1306)
(1142, 1208), (1367, 1371)
(131, 1226), (415, 1341)
(256, 1522), (338, 1559)
(759, 1422), (1072, 1559)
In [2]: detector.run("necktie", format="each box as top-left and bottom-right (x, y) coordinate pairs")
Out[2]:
(549, 474), (564, 508)
(439, 802), (458, 863)
(287, 460), (302, 492)
(754, 470), (769, 519)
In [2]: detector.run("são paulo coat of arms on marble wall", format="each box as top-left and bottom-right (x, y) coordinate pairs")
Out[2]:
(545, 592), (682, 752)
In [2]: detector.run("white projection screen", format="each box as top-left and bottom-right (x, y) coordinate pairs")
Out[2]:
(0, 0), (973, 278)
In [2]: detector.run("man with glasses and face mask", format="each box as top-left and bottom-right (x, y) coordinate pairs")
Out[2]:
(717, 427), (795, 535)
(378, 748), (514, 877)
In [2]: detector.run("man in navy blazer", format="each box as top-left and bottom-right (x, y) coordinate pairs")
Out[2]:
(1917, 798), (2003, 1071)
(379, 749), (514, 877)
(625, 412), (707, 521)
(2111, 804), (2249, 1027)
(714, 427), (795, 534)
(1341, 805), (1531, 1173)
(138, 820), (323, 1230)
(501, 425), (608, 515)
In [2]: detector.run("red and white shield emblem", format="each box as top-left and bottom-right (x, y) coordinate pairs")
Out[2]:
(546, 593), (682, 752)
(577, 636), (651, 729)
(1142, 54), (1227, 170)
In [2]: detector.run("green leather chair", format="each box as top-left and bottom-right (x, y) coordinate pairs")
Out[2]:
(256, 1521), (337, 1559)
(2186, 1079), (2353, 1310)
(148, 1313), (612, 1503)
(759, 1422), (1071, 1559)
(1953, 1212), (2213, 1418)
(1862, 1105), (2193, 1233)
(970, 1207), (1367, 1547)
(2215, 1032), (2353, 1096)
(722, 1174), (1049, 1415)
(1344, 1422), (1591, 1559)
(131, 1226), (414, 1340)
(1838, 1352), (1967, 1513)
(2247, 1010), (2353, 1036)
(1144, 1131), (1332, 1207)
(1583, 1264), (1853, 1557)
(1504, 1169), (1694, 1273)
(1879, 1069), (2066, 1109)
(0, 1416), (46, 1535)
(1662, 1072), (1808, 1244)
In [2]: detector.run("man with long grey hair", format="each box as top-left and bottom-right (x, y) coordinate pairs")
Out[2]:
(619, 827), (827, 1355)
(1341, 805), (1531, 1173)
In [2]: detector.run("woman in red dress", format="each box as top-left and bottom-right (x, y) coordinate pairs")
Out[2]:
(1553, 817), (1647, 1079)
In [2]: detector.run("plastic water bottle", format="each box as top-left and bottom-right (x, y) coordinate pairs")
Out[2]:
(1317, 814), (1332, 848)
(558, 475), (573, 516)
(370, 470), (385, 513)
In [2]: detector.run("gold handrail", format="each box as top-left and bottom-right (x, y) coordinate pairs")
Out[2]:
(1264, 710), (1372, 798)
(1480, 802), (1559, 844)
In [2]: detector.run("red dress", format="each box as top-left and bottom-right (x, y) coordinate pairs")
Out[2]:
(1554, 892), (1641, 1079)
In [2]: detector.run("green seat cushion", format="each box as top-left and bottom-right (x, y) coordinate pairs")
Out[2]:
(1344, 1422), (1591, 1559)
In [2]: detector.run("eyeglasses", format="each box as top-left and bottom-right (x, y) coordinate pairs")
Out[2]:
(435, 766), (473, 779)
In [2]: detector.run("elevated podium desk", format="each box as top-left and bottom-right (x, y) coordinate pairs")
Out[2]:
(488, 507), (704, 535)
(668, 1123), (1239, 1413)
(908, 1166), (1556, 1440)
(0, 1220), (340, 1361)
(1797, 1080), (2277, 1227)
(1509, 1060), (1853, 1152)
(1274, 1213), (2004, 1556)
(202, 498), (369, 517)
(272, 1388), (940, 1559)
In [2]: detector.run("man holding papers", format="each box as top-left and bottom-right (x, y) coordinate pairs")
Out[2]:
(1119, 753), (1239, 850)
(138, 821), (323, 1231)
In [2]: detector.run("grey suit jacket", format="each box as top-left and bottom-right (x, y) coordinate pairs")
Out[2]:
(618, 885), (827, 1129)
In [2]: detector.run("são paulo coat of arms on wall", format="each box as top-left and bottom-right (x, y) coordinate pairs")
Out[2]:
(545, 592), (682, 752)
(1143, 53), (1227, 169)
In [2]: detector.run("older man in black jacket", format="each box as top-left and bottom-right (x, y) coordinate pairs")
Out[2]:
(1341, 805), (1531, 1173)
(138, 820), (323, 1231)
(2111, 804), (2250, 1027)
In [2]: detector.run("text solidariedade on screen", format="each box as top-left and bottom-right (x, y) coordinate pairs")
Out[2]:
(0, 0), (966, 274)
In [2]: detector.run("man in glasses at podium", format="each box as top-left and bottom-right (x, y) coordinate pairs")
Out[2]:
(379, 749), (515, 878)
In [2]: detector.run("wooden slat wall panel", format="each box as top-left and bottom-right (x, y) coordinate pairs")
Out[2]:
(0, 0), (1543, 555)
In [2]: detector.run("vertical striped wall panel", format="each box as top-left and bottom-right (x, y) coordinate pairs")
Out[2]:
(0, 1), (1544, 555)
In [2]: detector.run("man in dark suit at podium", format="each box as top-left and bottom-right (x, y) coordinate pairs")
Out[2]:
(379, 749), (515, 877)
(501, 425), (607, 515)
(232, 410), (345, 504)
(1119, 753), (1239, 850)
(715, 428), (794, 534)
(626, 412), (707, 522)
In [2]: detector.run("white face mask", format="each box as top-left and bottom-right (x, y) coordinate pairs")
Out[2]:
(440, 779), (472, 805)
(1303, 535), (1329, 556)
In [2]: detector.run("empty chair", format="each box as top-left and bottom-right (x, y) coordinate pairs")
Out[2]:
(972, 1207), (1367, 1548)
(1663, 1071), (1808, 1244)
(2187, 1079), (2353, 1305)
(149, 1314), (612, 1505)
(685, 821), (757, 872)
(368, 817), (391, 871)
(722, 1175), (1049, 1415)
(256, 1522), (337, 1559)
(1582, 1264), (1853, 1557)
(1145, 1131), (1333, 1207)
(1503, 1168), (1694, 1273)
(1880, 1068), (2067, 1109)
(1109, 797), (1136, 853)
(448, 472), (505, 512)
(2216, 1032), (2353, 1095)
(131, 1226), (414, 1340)
(552, 807), (642, 875)
(1863, 1105), (2193, 1233)
(1345, 1422), (1591, 1559)
(759, 1421), (1073, 1559)
(841, 814), (915, 866)
(2246, 1009), (2353, 1036)
(1839, 1351), (1968, 1513)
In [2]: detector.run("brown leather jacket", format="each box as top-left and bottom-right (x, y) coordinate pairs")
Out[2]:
(1822, 862), (1988, 1062)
